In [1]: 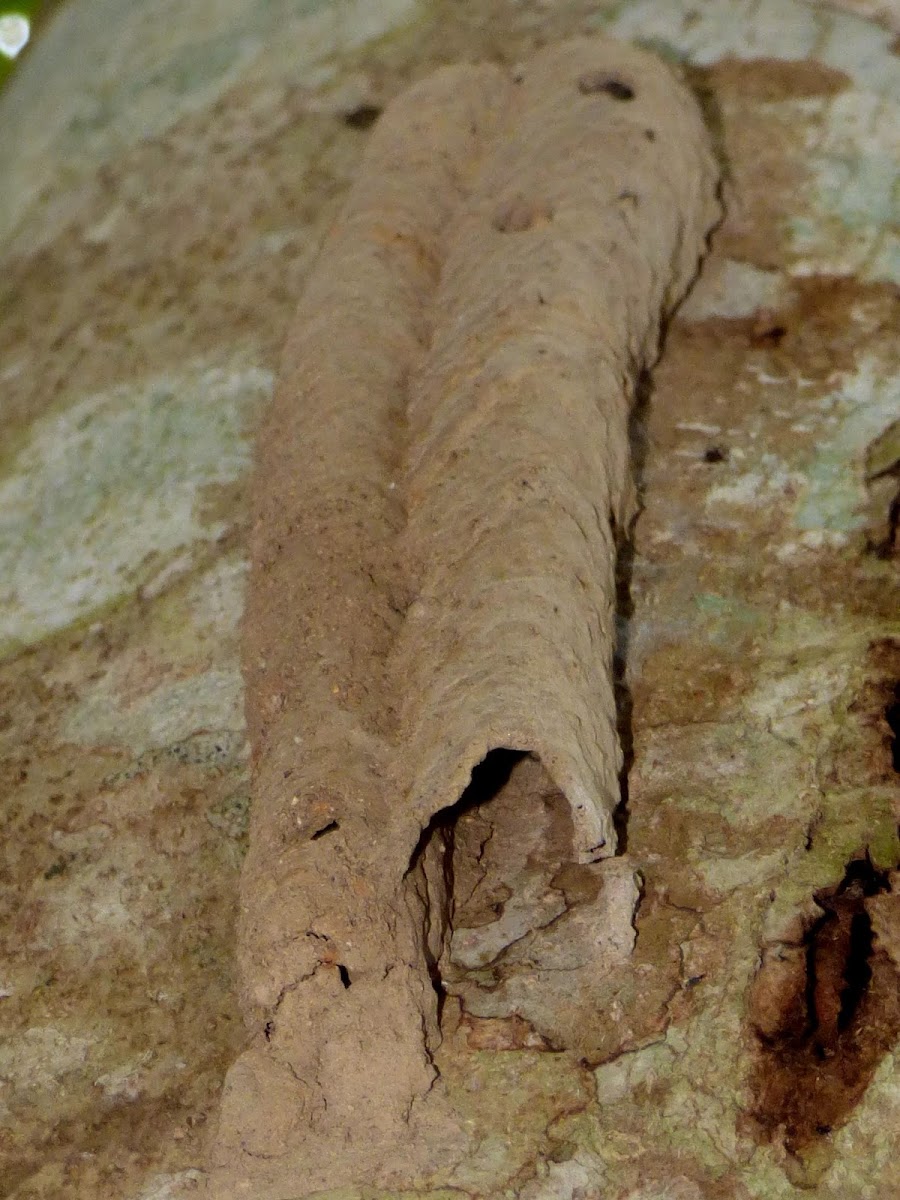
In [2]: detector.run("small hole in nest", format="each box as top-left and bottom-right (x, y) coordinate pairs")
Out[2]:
(577, 71), (635, 100)
(343, 104), (382, 130)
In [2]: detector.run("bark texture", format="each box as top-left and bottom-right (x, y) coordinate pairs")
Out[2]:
(209, 34), (720, 1195)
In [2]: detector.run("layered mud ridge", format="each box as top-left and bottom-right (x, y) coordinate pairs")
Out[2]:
(209, 35), (720, 1196)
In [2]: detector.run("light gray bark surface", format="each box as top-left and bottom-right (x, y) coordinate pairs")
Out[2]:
(0, 2), (897, 1198)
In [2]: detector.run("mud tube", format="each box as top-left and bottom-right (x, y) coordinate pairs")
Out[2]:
(208, 35), (720, 1197)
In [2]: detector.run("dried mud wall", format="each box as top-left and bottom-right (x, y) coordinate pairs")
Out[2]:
(210, 35), (720, 1196)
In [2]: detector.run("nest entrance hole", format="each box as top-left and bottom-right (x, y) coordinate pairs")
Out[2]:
(409, 749), (604, 1051)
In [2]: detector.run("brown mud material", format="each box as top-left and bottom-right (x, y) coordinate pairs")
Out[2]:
(208, 36), (720, 1197)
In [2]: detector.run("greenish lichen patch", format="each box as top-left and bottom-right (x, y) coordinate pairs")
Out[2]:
(62, 667), (244, 758)
(0, 0), (422, 246)
(433, 1041), (595, 1194)
(0, 360), (270, 658)
(793, 357), (900, 536)
(786, 89), (900, 279)
(607, 0), (820, 64)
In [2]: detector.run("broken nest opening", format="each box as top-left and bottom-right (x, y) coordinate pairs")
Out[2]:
(407, 748), (639, 1058)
